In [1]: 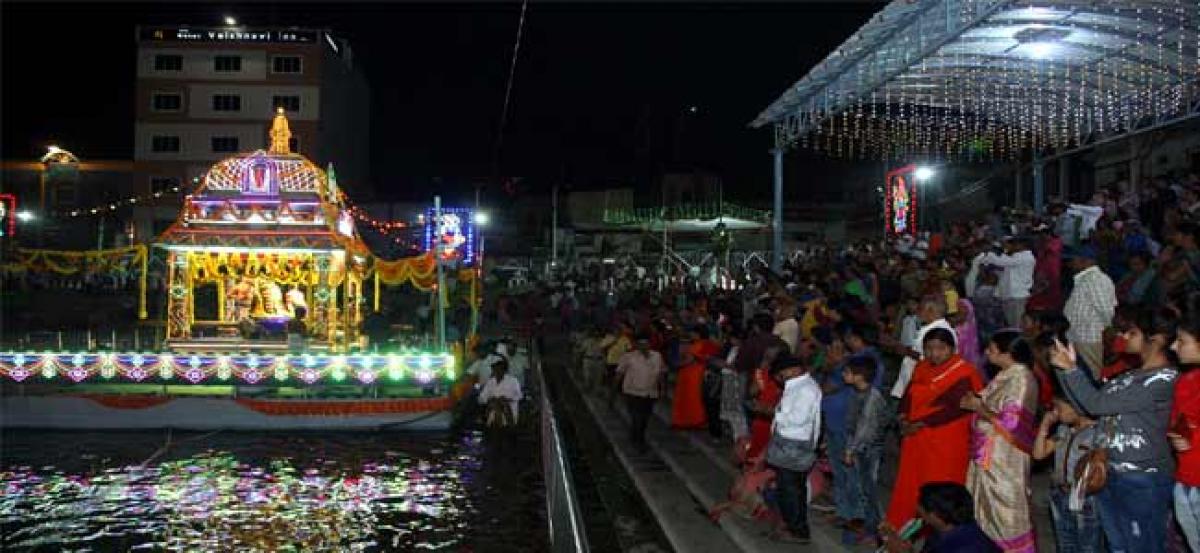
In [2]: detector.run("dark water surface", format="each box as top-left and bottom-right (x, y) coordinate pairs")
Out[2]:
(1, 429), (546, 552)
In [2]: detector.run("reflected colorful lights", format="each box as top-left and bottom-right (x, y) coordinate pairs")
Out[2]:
(0, 352), (456, 385)
(0, 449), (477, 550)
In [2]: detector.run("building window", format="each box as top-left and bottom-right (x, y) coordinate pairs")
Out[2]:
(154, 54), (183, 71)
(289, 136), (300, 153)
(212, 94), (242, 112)
(272, 95), (301, 112)
(150, 177), (181, 194)
(211, 136), (240, 153)
(213, 55), (242, 72)
(151, 136), (181, 153)
(272, 56), (303, 74)
(151, 93), (182, 112)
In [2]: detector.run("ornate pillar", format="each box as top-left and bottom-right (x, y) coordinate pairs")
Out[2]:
(311, 253), (333, 343)
(166, 251), (192, 339)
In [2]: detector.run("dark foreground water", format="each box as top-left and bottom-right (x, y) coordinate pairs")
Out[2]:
(1, 429), (546, 552)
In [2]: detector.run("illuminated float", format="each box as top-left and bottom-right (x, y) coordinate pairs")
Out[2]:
(1, 110), (471, 430)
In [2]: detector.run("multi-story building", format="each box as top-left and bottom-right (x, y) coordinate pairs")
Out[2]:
(132, 24), (370, 241)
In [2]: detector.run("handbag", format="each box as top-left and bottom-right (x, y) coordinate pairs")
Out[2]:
(1072, 416), (1114, 495)
(765, 402), (820, 472)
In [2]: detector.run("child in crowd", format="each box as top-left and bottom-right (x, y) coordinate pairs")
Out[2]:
(842, 356), (888, 545)
(971, 270), (1004, 341)
(880, 482), (1001, 553)
(1032, 395), (1101, 553)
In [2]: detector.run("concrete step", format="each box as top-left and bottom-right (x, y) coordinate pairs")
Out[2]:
(641, 397), (875, 553)
(564, 349), (1058, 552)
(573, 389), (741, 553)
(569, 379), (874, 552)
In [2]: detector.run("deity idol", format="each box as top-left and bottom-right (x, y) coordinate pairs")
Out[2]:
(285, 285), (308, 318)
(258, 278), (286, 317)
(232, 276), (257, 320)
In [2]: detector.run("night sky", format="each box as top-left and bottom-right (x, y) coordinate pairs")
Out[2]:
(1, 2), (882, 202)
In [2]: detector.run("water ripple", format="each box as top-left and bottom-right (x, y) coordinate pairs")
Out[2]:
(1, 430), (545, 552)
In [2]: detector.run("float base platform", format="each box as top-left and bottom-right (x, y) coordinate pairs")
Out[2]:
(1, 396), (454, 431)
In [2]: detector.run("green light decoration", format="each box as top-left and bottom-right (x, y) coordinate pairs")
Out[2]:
(0, 351), (457, 386)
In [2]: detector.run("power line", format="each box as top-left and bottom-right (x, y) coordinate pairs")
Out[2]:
(491, 0), (529, 185)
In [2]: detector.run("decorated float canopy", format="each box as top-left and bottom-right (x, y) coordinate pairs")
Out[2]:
(157, 108), (366, 255)
(155, 109), (370, 348)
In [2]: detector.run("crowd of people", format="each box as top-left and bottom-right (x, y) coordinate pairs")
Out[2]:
(543, 173), (1200, 552)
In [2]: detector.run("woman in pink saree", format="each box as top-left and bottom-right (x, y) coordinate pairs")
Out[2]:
(961, 330), (1039, 553)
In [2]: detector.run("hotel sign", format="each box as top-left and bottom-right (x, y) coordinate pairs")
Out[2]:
(140, 27), (318, 44)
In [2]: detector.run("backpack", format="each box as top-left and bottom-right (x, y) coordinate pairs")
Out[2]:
(485, 398), (516, 429)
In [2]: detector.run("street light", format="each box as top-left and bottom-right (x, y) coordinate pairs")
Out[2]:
(914, 166), (936, 182)
(224, 15), (238, 26)
(15, 211), (35, 222)
(473, 211), (490, 226)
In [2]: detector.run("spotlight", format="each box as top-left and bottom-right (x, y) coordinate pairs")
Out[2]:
(224, 15), (238, 26)
(1028, 42), (1055, 59)
(15, 211), (35, 222)
(914, 166), (935, 181)
(473, 212), (490, 226)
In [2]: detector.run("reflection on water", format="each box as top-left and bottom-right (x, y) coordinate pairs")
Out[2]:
(1, 430), (546, 552)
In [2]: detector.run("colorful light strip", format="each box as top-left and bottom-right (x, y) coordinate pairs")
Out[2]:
(0, 352), (456, 385)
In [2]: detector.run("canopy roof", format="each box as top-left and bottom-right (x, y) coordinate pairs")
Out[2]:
(753, 0), (1200, 160)
(156, 109), (368, 255)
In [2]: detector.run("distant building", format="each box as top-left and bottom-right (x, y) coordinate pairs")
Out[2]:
(0, 149), (137, 249)
(132, 25), (370, 241)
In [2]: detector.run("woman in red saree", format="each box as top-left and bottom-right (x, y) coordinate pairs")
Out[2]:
(672, 326), (720, 429)
(742, 342), (789, 459)
(885, 327), (985, 529)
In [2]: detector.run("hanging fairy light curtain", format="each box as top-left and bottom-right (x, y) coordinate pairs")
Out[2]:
(758, 0), (1200, 161)
(1, 246), (149, 319)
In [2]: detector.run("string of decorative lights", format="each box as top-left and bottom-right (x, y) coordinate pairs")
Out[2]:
(342, 204), (416, 238)
(48, 186), (185, 218)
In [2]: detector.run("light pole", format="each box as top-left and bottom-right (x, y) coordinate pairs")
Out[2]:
(471, 211), (489, 338)
(914, 165), (936, 232)
(434, 196), (446, 351)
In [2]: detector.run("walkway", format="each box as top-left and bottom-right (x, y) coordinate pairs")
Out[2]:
(546, 330), (1058, 552)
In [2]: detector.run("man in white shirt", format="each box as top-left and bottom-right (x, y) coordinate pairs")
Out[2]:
(964, 250), (985, 298)
(772, 300), (801, 354)
(981, 237), (1037, 328)
(478, 358), (523, 425)
(888, 297), (956, 399)
(617, 336), (667, 452)
(767, 355), (822, 544)
(1063, 246), (1116, 380)
(468, 342), (509, 389)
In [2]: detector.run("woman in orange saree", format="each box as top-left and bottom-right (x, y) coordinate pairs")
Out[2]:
(745, 342), (789, 459)
(885, 327), (985, 529)
(673, 326), (720, 429)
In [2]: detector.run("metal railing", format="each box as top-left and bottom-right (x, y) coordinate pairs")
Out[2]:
(533, 339), (590, 553)
(2, 327), (162, 352)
